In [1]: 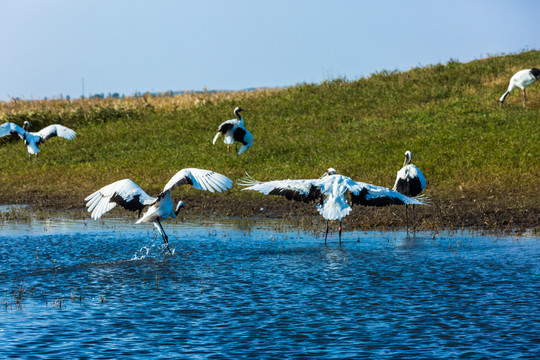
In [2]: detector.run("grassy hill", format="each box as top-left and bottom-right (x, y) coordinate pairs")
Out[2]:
(1, 50), (539, 232)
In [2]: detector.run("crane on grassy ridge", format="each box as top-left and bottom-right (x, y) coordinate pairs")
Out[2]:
(85, 168), (233, 254)
(212, 107), (253, 155)
(393, 150), (426, 231)
(499, 68), (540, 107)
(0, 120), (76, 159)
(238, 168), (426, 244)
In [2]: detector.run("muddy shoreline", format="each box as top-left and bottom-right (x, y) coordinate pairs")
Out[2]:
(1, 192), (538, 235)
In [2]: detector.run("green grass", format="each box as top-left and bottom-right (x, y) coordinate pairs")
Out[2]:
(0, 50), (539, 230)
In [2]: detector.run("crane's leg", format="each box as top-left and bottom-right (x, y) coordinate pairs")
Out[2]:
(338, 220), (342, 245)
(412, 205), (416, 231)
(523, 89), (527, 108)
(405, 204), (409, 233)
(155, 219), (172, 254)
(324, 220), (329, 245)
(227, 144), (230, 154)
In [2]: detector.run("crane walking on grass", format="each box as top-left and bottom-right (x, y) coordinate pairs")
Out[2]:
(212, 107), (253, 155)
(499, 68), (540, 107)
(393, 150), (426, 231)
(85, 168), (234, 254)
(0, 120), (76, 159)
(239, 168), (426, 244)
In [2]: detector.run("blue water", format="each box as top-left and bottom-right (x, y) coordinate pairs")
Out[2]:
(0, 216), (538, 359)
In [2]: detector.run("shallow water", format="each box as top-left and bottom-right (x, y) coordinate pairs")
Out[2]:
(0, 215), (538, 359)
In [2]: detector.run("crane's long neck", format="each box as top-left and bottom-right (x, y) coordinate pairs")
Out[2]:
(234, 110), (243, 122)
(174, 200), (184, 216)
(404, 154), (411, 167)
(500, 91), (510, 103)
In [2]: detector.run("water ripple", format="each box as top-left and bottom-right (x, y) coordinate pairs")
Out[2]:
(0, 219), (538, 358)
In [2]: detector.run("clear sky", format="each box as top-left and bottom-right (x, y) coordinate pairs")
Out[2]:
(1, 0), (539, 101)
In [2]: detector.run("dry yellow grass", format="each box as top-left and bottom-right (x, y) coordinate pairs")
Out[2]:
(0, 88), (282, 121)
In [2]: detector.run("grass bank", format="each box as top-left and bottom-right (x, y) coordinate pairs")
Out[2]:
(1, 51), (539, 233)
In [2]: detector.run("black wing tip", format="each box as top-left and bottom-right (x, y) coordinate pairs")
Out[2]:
(110, 193), (146, 213)
(351, 188), (406, 207)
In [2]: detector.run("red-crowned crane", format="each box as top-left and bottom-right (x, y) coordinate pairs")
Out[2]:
(239, 168), (426, 244)
(212, 107), (253, 155)
(499, 68), (540, 108)
(393, 150), (426, 231)
(0, 120), (76, 159)
(85, 168), (233, 254)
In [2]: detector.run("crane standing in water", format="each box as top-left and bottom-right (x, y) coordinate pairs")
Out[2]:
(239, 168), (426, 244)
(85, 168), (233, 254)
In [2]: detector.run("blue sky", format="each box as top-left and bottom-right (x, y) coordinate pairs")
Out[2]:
(1, 0), (539, 101)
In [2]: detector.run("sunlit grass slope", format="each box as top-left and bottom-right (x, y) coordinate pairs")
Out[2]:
(0, 50), (538, 229)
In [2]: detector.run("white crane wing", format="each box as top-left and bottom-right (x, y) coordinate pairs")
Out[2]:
(0, 122), (26, 139)
(213, 119), (239, 144)
(217, 119), (239, 132)
(36, 124), (76, 142)
(163, 168), (233, 194)
(85, 179), (157, 220)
